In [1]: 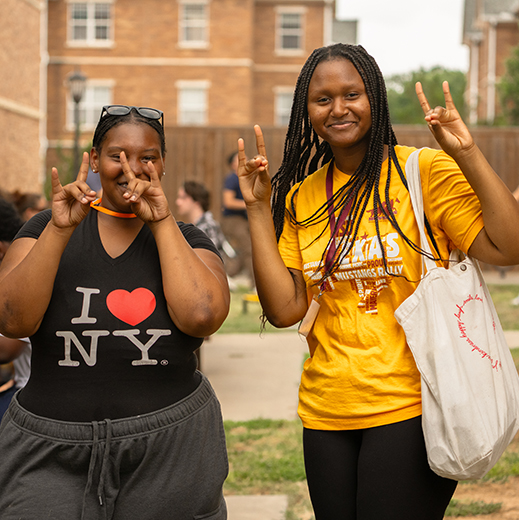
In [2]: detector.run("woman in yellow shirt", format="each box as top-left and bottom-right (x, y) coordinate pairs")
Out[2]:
(237, 44), (519, 519)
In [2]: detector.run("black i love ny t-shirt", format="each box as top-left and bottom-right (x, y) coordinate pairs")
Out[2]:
(15, 209), (221, 421)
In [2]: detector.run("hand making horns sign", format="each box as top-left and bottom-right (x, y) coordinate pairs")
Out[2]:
(415, 80), (474, 158)
(416, 80), (519, 266)
(237, 125), (271, 206)
(50, 151), (97, 229)
(119, 151), (171, 223)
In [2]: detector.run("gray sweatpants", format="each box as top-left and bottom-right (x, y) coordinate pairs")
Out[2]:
(0, 373), (228, 520)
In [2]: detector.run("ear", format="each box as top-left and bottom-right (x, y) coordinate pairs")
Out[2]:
(90, 148), (99, 173)
(160, 155), (166, 177)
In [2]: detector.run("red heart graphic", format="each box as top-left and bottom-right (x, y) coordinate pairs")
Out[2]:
(106, 288), (156, 326)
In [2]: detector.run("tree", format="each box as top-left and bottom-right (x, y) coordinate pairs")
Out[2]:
(386, 66), (466, 125)
(499, 45), (519, 125)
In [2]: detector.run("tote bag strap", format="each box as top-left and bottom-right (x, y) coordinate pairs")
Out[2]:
(404, 150), (437, 275)
(393, 149), (441, 259)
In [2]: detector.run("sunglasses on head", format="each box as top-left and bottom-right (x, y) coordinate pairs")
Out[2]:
(100, 105), (164, 127)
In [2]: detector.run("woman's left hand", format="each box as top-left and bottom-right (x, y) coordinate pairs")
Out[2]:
(416, 81), (475, 158)
(417, 81), (519, 266)
(120, 152), (171, 223)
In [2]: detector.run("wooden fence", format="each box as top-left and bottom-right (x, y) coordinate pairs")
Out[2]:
(163, 125), (519, 220)
(163, 125), (287, 219)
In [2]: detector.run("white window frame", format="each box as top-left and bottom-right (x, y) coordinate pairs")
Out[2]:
(274, 87), (294, 126)
(66, 80), (114, 132)
(66, 0), (114, 49)
(275, 6), (306, 56)
(178, 0), (210, 49)
(176, 80), (210, 126)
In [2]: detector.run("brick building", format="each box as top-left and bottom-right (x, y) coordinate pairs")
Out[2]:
(46, 0), (356, 174)
(1, 0), (46, 194)
(463, 0), (519, 124)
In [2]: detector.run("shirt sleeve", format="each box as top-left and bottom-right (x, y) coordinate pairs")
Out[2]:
(14, 209), (52, 240)
(178, 221), (222, 261)
(421, 149), (484, 254)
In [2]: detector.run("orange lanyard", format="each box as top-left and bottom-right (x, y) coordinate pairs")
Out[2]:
(89, 198), (137, 218)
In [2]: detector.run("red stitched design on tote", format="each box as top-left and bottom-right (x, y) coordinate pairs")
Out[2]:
(454, 293), (501, 371)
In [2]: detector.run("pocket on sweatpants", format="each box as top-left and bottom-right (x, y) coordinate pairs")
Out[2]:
(194, 497), (227, 519)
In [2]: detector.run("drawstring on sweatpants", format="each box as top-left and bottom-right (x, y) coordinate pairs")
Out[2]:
(82, 419), (114, 514)
(82, 421), (100, 516)
(97, 419), (113, 506)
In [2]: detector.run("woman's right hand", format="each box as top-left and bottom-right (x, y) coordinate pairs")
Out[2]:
(50, 152), (97, 229)
(237, 125), (272, 206)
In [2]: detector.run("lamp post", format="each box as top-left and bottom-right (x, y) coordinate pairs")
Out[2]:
(67, 69), (87, 176)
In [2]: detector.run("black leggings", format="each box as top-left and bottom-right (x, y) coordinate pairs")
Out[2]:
(303, 416), (457, 520)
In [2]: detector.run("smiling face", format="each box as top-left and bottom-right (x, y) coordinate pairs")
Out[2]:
(90, 122), (165, 213)
(307, 57), (372, 159)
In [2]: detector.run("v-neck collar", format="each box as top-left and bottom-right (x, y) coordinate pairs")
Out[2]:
(91, 211), (147, 264)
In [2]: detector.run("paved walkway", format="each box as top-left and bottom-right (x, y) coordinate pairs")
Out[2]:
(483, 268), (519, 285)
(202, 332), (307, 422)
(202, 331), (305, 519)
(203, 268), (519, 519)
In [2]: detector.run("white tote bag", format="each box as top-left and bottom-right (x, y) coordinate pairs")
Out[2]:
(394, 149), (519, 480)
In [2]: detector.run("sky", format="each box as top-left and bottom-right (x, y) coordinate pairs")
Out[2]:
(336, 0), (469, 77)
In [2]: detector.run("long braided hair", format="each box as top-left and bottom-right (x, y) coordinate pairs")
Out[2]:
(271, 43), (430, 283)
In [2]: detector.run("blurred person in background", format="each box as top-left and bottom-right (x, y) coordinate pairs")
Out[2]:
(0, 197), (31, 420)
(11, 191), (48, 222)
(176, 180), (236, 262)
(221, 151), (253, 288)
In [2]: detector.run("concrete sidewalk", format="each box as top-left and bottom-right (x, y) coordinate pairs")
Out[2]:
(202, 331), (307, 422)
(483, 267), (519, 285)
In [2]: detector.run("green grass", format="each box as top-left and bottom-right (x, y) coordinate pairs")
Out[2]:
(445, 499), (502, 517)
(223, 418), (312, 519)
(223, 417), (519, 519)
(487, 284), (519, 330)
(224, 419), (305, 487)
(481, 450), (519, 482)
(217, 288), (296, 334)
(511, 347), (519, 369)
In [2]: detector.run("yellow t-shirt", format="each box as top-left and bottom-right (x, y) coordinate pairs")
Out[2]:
(278, 145), (484, 430)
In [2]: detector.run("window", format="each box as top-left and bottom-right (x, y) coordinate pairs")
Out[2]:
(67, 84), (112, 131)
(179, 1), (209, 48)
(275, 90), (294, 126)
(279, 13), (301, 50)
(177, 81), (209, 125)
(68, 1), (113, 47)
(276, 8), (305, 54)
